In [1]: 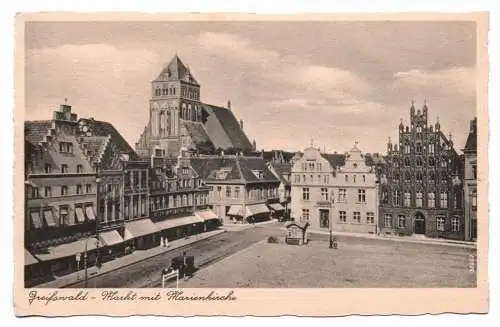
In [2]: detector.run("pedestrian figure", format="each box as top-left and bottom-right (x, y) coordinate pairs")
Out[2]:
(183, 251), (188, 281)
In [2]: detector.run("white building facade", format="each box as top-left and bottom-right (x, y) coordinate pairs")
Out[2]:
(291, 143), (378, 234)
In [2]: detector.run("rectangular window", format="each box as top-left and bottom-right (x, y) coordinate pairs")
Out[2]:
(384, 214), (392, 227)
(472, 165), (477, 179)
(321, 188), (328, 201)
(353, 211), (361, 223)
(323, 175), (329, 184)
(85, 184), (92, 193)
(437, 216), (445, 231)
(429, 143), (435, 154)
(357, 189), (366, 203)
(44, 186), (52, 197)
(301, 209), (310, 223)
(59, 205), (69, 226)
(416, 192), (423, 207)
(398, 215), (406, 228)
(235, 186), (240, 199)
(345, 175), (348, 182)
(226, 186), (231, 198)
(302, 188), (310, 200)
(44, 164), (52, 173)
(77, 164), (83, 173)
(393, 190), (400, 206)
(61, 185), (68, 196)
(76, 184), (82, 195)
(339, 211), (347, 223)
(31, 187), (40, 198)
(366, 212), (375, 224)
(404, 192), (411, 207)
(338, 189), (347, 203)
(61, 164), (68, 173)
(472, 190), (477, 210)
(440, 192), (448, 208)
(451, 217), (460, 232)
(428, 192), (435, 208)
(295, 175), (300, 183)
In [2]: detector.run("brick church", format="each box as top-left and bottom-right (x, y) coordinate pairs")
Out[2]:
(378, 102), (465, 240)
(135, 55), (256, 157)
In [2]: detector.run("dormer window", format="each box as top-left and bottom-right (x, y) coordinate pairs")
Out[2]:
(61, 164), (68, 174)
(59, 142), (73, 153)
(77, 164), (83, 173)
(251, 170), (263, 179)
(44, 164), (52, 174)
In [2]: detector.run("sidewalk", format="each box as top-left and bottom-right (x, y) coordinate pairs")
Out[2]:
(222, 219), (279, 231)
(37, 229), (226, 288)
(291, 228), (477, 249)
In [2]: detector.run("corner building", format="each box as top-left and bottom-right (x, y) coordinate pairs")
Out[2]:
(378, 103), (464, 240)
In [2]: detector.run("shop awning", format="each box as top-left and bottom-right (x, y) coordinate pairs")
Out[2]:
(227, 205), (243, 216)
(195, 210), (219, 221)
(99, 230), (124, 246)
(246, 204), (270, 217)
(25, 249), (38, 266)
(30, 211), (43, 229)
(43, 210), (56, 227)
(124, 219), (159, 241)
(269, 203), (285, 211)
(75, 207), (85, 223)
(155, 215), (204, 231)
(85, 206), (96, 221)
(34, 238), (99, 262)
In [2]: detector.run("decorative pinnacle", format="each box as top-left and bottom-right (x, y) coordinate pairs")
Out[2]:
(64, 98), (68, 105)
(310, 137), (314, 147)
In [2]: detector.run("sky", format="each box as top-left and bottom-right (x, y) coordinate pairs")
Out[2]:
(24, 21), (477, 154)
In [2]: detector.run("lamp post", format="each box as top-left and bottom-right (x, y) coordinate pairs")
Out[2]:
(84, 164), (102, 288)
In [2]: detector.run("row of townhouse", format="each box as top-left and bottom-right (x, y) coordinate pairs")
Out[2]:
(290, 102), (478, 241)
(24, 103), (219, 287)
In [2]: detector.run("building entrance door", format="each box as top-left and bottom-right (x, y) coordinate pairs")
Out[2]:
(414, 212), (426, 235)
(319, 209), (330, 229)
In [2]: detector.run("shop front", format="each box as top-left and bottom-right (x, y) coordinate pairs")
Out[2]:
(246, 203), (271, 223)
(32, 236), (100, 279)
(98, 229), (125, 261)
(268, 203), (285, 219)
(154, 215), (205, 244)
(124, 218), (159, 251)
(195, 209), (221, 231)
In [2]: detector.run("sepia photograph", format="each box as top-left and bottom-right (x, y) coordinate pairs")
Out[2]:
(14, 12), (489, 316)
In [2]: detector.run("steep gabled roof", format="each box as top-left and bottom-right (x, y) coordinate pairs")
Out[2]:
(320, 153), (345, 168)
(237, 156), (280, 183)
(25, 120), (53, 145)
(86, 119), (139, 161)
(154, 54), (199, 85)
(202, 103), (252, 151)
(182, 121), (216, 154)
(464, 118), (477, 154)
(190, 157), (242, 182)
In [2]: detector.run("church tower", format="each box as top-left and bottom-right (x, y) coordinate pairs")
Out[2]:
(149, 54), (202, 155)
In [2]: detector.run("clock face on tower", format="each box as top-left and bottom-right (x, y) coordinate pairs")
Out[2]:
(78, 120), (93, 136)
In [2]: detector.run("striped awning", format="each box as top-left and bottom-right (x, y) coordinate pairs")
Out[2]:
(30, 211), (43, 229)
(34, 238), (99, 262)
(269, 203), (285, 211)
(43, 210), (56, 227)
(99, 230), (124, 246)
(227, 205), (243, 216)
(246, 204), (270, 217)
(25, 249), (38, 266)
(155, 215), (204, 231)
(194, 210), (219, 221)
(85, 206), (96, 221)
(124, 219), (159, 241)
(75, 207), (85, 223)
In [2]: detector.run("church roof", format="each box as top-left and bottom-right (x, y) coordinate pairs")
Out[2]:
(154, 54), (199, 85)
(202, 103), (253, 151)
(182, 121), (216, 154)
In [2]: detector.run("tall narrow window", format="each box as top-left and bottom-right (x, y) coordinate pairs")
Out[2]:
(226, 186), (231, 198)
(338, 189), (347, 203)
(436, 216), (445, 231)
(404, 192), (411, 207)
(428, 192), (435, 208)
(321, 188), (328, 201)
(61, 164), (68, 174)
(302, 188), (310, 200)
(61, 185), (68, 196)
(472, 189), (477, 210)
(451, 217), (460, 232)
(357, 189), (366, 203)
(440, 192), (448, 208)
(301, 209), (310, 223)
(353, 212), (361, 223)
(398, 215), (406, 228)
(393, 190), (400, 206)
(384, 214), (392, 227)
(366, 212), (375, 224)
(416, 192), (423, 207)
(339, 211), (347, 223)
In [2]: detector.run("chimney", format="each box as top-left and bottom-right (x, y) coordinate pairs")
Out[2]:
(227, 100), (231, 110)
(240, 119), (244, 129)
